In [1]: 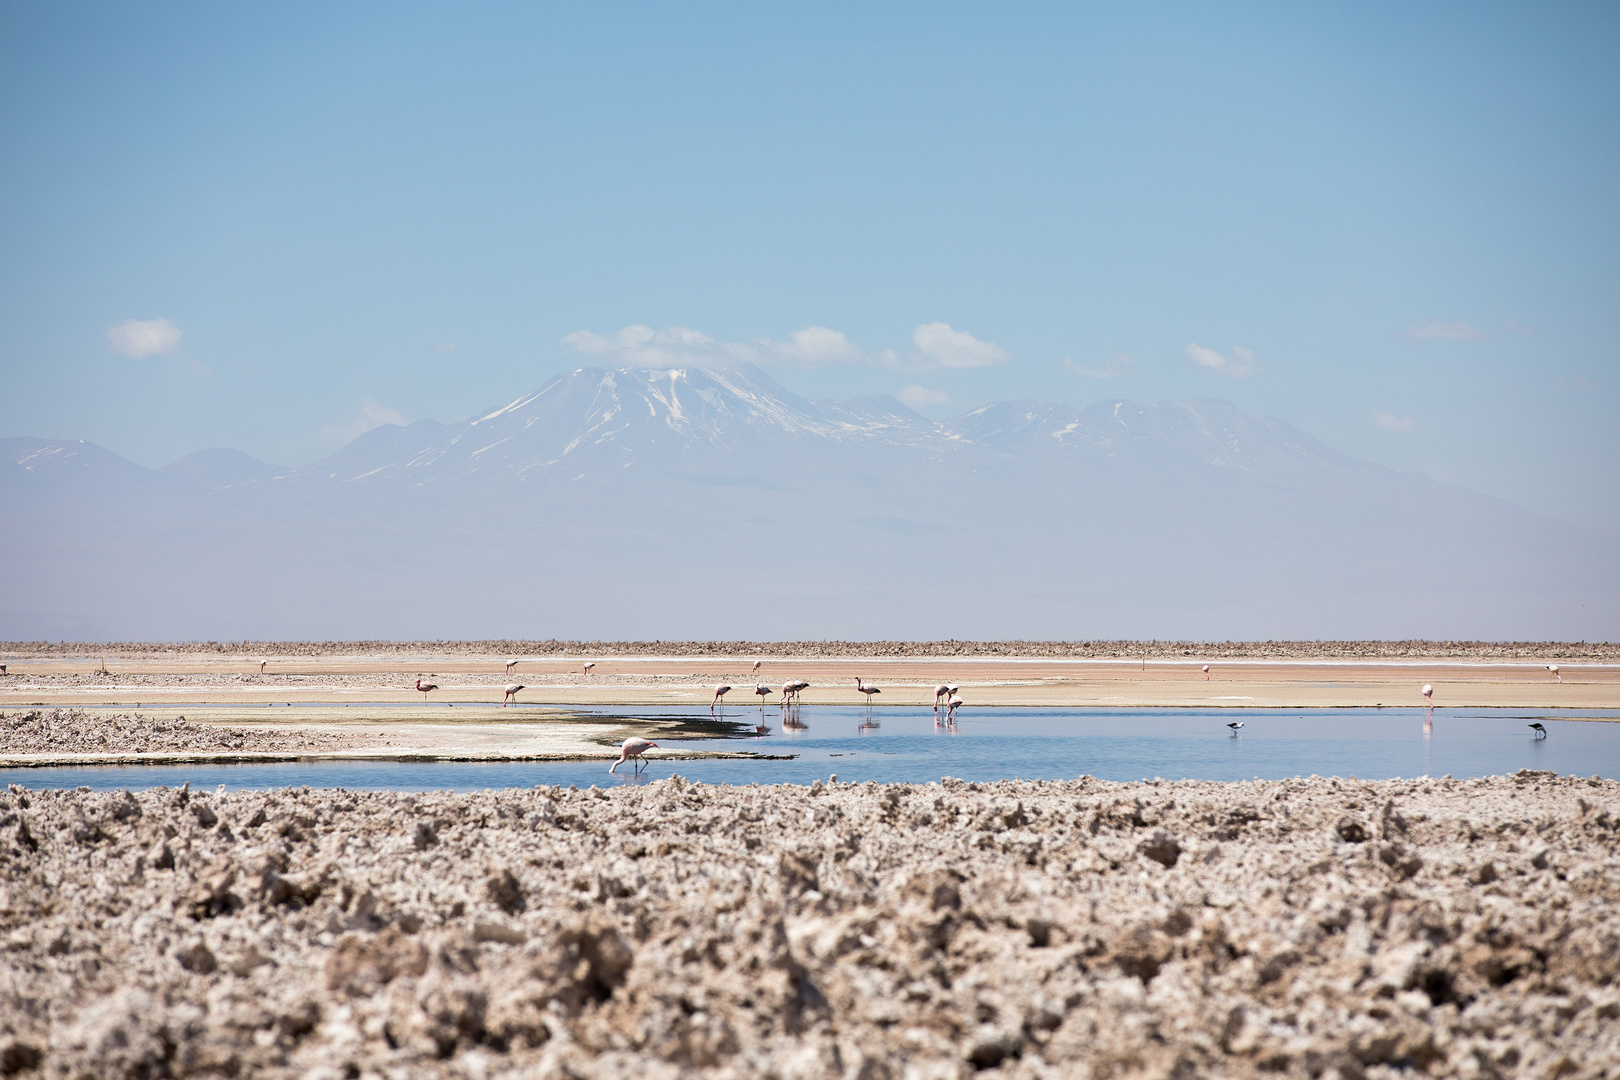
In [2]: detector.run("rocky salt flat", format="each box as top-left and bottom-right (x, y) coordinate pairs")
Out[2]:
(0, 709), (360, 758)
(1, 773), (1617, 1080)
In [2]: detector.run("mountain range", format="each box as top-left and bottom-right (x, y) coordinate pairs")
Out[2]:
(4, 364), (1615, 641)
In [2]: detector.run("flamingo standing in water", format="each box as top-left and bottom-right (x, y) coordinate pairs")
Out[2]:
(1422, 684), (1434, 717)
(712, 684), (733, 712)
(946, 694), (964, 721)
(503, 683), (524, 706)
(1202, 665), (1211, 681)
(754, 683), (773, 707)
(933, 684), (950, 713)
(855, 677), (880, 711)
(415, 676), (438, 699)
(609, 737), (659, 774)
(1548, 665), (1562, 682)
(781, 679), (810, 704)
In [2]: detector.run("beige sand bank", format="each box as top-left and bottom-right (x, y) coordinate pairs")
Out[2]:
(2, 650), (1617, 710)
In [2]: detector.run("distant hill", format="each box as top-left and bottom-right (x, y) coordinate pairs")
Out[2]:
(3, 364), (1614, 641)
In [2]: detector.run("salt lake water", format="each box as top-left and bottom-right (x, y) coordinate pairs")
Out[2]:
(4, 705), (1617, 791)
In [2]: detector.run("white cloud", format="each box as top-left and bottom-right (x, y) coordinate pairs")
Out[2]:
(1403, 320), (1487, 341)
(1184, 343), (1260, 378)
(897, 384), (950, 409)
(1372, 412), (1416, 432)
(912, 322), (1010, 369)
(106, 317), (182, 359)
(1063, 353), (1136, 379)
(322, 397), (407, 446)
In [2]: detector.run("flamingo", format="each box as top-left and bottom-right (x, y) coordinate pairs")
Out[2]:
(946, 683), (960, 699)
(1202, 664), (1211, 681)
(503, 683), (524, 706)
(260, 660), (268, 675)
(1422, 684), (1434, 717)
(583, 662), (596, 676)
(1529, 722), (1547, 738)
(415, 676), (438, 699)
(754, 683), (773, 706)
(1227, 721), (1244, 735)
(933, 684), (950, 713)
(609, 736), (659, 774)
(947, 694), (964, 721)
(855, 677), (881, 710)
(781, 679), (809, 702)
(506, 659), (518, 675)
(712, 683), (733, 712)
(1548, 664), (1561, 682)
(752, 660), (763, 674)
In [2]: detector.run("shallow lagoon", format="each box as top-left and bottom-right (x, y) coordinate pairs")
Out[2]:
(4, 704), (1617, 791)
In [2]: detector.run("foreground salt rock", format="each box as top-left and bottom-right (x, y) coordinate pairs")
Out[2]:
(0, 773), (1616, 1079)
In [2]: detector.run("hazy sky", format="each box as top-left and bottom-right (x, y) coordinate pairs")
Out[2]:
(3, 2), (1617, 528)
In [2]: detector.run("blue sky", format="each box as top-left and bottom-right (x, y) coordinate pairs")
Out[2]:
(2, 2), (1616, 528)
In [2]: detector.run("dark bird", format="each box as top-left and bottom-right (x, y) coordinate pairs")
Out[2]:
(1529, 722), (1547, 738)
(1227, 721), (1244, 735)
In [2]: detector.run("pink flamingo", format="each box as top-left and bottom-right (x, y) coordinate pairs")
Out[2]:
(781, 679), (809, 704)
(752, 660), (763, 674)
(1422, 684), (1433, 717)
(260, 660), (268, 675)
(712, 684), (733, 712)
(855, 677), (880, 711)
(754, 683), (773, 707)
(415, 676), (438, 699)
(1202, 664), (1210, 681)
(947, 694), (964, 721)
(503, 683), (524, 706)
(583, 662), (596, 676)
(933, 684), (950, 713)
(1548, 664), (1561, 682)
(506, 659), (518, 675)
(609, 736), (659, 774)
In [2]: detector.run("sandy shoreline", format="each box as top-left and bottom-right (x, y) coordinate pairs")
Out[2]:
(1, 773), (1614, 1078)
(3, 649), (1617, 712)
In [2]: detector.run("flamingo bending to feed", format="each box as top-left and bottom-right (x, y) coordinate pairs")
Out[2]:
(506, 659), (518, 674)
(933, 684), (950, 713)
(1422, 684), (1434, 713)
(1529, 722), (1548, 738)
(1548, 665), (1561, 682)
(583, 662), (596, 676)
(752, 660), (762, 674)
(260, 661), (268, 675)
(947, 694), (964, 720)
(712, 684), (733, 711)
(503, 683), (524, 706)
(415, 677), (438, 698)
(609, 736), (659, 774)
(1202, 665), (1211, 681)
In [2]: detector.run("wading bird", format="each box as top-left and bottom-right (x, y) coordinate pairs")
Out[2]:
(855, 677), (881, 709)
(415, 677), (438, 698)
(609, 736), (659, 774)
(754, 683), (773, 707)
(506, 659), (518, 674)
(1548, 665), (1561, 682)
(1423, 684), (1434, 715)
(1529, 722), (1548, 738)
(503, 683), (524, 706)
(781, 679), (810, 704)
(752, 660), (762, 674)
(712, 684), (733, 711)
(1202, 665), (1211, 681)
(1227, 721), (1244, 735)
(934, 684), (950, 713)
(947, 695), (964, 721)
(260, 661), (268, 675)
(583, 662), (596, 676)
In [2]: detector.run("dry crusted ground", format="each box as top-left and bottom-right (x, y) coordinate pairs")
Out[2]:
(0, 711), (357, 757)
(6, 641), (1617, 661)
(0, 774), (1616, 1080)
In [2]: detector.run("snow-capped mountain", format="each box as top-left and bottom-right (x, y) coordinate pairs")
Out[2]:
(3, 365), (1615, 642)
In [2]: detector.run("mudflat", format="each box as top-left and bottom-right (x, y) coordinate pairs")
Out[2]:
(0, 773), (1614, 1078)
(2, 642), (1617, 711)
